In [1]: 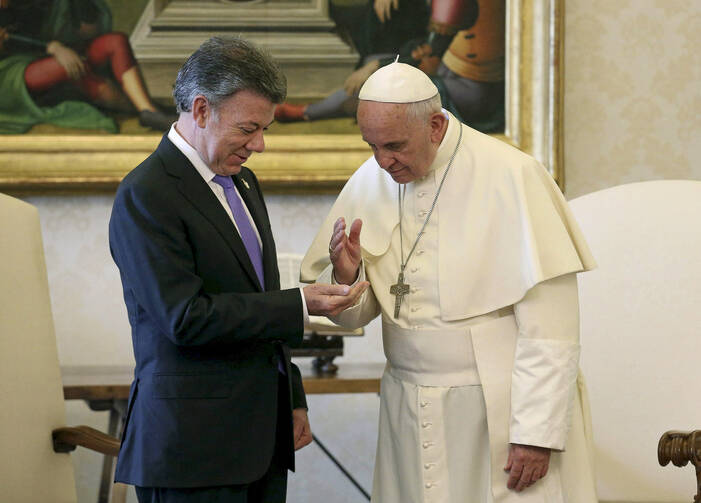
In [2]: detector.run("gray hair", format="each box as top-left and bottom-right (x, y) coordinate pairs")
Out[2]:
(173, 37), (287, 113)
(404, 93), (442, 122)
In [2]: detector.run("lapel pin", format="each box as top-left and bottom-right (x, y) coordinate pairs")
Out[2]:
(242, 179), (250, 189)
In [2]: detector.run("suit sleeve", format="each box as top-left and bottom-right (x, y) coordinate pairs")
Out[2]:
(510, 273), (581, 451)
(109, 178), (304, 348)
(289, 362), (308, 410)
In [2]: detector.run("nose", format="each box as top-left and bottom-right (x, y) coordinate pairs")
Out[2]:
(375, 150), (395, 171)
(246, 130), (265, 153)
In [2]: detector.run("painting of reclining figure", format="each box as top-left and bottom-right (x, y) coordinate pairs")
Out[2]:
(0, 0), (172, 134)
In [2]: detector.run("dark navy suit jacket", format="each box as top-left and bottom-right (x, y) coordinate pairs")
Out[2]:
(109, 135), (307, 488)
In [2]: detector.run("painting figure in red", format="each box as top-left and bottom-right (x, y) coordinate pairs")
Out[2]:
(0, 0), (173, 133)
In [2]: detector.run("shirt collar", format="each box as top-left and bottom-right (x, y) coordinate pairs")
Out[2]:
(167, 124), (217, 184)
(425, 110), (460, 176)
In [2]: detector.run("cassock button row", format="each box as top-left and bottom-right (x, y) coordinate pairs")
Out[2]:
(418, 191), (427, 198)
(425, 482), (434, 489)
(421, 421), (432, 428)
(411, 287), (419, 293)
(416, 250), (425, 255)
(424, 463), (435, 470)
(411, 267), (419, 273)
(422, 441), (434, 449)
(418, 210), (428, 217)
(420, 401), (430, 408)
(411, 306), (420, 312)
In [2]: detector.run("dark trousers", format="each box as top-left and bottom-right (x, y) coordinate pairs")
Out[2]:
(136, 374), (292, 503)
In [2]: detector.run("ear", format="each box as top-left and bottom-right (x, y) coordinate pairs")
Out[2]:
(428, 111), (448, 144)
(191, 95), (210, 129)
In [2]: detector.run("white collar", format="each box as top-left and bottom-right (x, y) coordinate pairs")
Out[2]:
(168, 124), (217, 184)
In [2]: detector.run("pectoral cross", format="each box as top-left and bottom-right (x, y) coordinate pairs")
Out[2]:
(389, 271), (410, 318)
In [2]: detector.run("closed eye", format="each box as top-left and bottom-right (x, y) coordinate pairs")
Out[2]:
(385, 142), (404, 151)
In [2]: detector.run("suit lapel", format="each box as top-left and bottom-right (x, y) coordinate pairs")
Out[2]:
(233, 172), (279, 291)
(156, 136), (263, 292)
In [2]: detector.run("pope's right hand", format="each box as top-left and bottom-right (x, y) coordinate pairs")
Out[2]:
(329, 217), (362, 285)
(303, 281), (369, 317)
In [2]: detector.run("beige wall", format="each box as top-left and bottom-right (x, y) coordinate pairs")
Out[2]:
(564, 0), (701, 199)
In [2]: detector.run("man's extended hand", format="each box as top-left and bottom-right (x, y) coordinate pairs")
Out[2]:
(504, 443), (551, 492)
(303, 281), (369, 317)
(292, 408), (312, 451)
(329, 217), (363, 285)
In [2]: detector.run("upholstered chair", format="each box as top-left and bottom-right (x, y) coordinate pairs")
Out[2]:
(0, 193), (118, 503)
(570, 180), (701, 502)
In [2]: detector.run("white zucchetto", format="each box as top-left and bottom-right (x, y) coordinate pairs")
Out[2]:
(358, 62), (438, 103)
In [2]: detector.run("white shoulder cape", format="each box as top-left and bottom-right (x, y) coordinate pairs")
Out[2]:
(301, 113), (596, 320)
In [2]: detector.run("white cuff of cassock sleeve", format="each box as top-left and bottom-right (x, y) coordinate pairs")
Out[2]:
(509, 338), (580, 451)
(330, 261), (365, 287)
(299, 287), (310, 329)
(331, 261), (366, 311)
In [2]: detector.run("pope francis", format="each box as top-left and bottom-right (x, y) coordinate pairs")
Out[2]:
(300, 62), (599, 502)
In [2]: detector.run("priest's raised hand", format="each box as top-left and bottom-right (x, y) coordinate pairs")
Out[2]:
(328, 217), (363, 285)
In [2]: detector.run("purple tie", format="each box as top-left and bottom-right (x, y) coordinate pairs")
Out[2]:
(212, 175), (265, 289)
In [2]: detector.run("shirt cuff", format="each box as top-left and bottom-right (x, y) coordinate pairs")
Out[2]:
(331, 260), (364, 286)
(299, 286), (310, 329)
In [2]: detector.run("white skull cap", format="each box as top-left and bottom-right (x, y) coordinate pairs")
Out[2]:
(358, 62), (438, 103)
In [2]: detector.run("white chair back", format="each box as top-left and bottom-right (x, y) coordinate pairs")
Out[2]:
(0, 193), (77, 502)
(570, 180), (701, 502)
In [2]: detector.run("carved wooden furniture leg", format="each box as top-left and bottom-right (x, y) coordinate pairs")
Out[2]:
(658, 430), (701, 503)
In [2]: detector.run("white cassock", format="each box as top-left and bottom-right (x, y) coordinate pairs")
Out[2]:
(301, 112), (599, 503)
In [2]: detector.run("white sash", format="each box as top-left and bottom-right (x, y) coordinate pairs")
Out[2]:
(382, 321), (481, 386)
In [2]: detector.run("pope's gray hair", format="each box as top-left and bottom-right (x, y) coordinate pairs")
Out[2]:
(404, 93), (442, 122)
(173, 36), (287, 113)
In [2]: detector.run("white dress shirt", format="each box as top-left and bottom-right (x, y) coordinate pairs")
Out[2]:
(167, 125), (309, 325)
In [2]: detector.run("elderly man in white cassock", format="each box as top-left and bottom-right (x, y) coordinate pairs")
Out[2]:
(301, 62), (599, 502)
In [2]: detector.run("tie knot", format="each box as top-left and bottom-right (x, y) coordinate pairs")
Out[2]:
(212, 174), (234, 189)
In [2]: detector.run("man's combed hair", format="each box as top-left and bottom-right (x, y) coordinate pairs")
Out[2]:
(173, 37), (287, 113)
(405, 93), (442, 122)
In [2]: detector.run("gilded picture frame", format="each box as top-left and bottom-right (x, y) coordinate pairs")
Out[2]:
(0, 0), (564, 194)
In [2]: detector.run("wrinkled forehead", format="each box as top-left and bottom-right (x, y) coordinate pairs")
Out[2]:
(358, 100), (408, 118)
(357, 101), (412, 133)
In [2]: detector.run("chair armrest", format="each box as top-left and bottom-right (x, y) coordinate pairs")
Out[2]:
(658, 430), (701, 503)
(52, 425), (120, 457)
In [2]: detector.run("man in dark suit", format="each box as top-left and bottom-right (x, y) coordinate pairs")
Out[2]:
(108, 36), (367, 503)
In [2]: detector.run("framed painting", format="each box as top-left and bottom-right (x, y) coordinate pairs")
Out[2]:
(0, 0), (564, 194)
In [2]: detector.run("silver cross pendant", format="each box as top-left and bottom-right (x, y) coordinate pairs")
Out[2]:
(389, 271), (410, 318)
